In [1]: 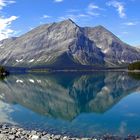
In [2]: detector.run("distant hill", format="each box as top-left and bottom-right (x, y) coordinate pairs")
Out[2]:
(0, 19), (140, 68)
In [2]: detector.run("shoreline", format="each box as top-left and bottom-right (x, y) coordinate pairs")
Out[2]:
(3, 65), (140, 74)
(8, 68), (140, 74)
(0, 124), (140, 140)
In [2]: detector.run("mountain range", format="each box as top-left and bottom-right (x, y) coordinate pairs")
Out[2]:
(0, 19), (140, 68)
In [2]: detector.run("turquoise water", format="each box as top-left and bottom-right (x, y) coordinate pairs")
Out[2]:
(0, 72), (140, 137)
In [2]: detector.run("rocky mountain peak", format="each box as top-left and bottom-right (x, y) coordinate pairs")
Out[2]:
(94, 25), (107, 30)
(62, 19), (77, 24)
(58, 19), (79, 29)
(0, 19), (140, 68)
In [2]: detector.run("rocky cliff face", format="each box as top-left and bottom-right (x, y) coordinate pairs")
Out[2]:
(83, 26), (140, 66)
(0, 19), (140, 68)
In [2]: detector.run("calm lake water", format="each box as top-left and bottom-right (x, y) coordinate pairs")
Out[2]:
(0, 72), (140, 137)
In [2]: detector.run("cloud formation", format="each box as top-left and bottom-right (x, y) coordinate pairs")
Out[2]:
(107, 0), (126, 18)
(0, 0), (15, 10)
(42, 15), (51, 19)
(54, 0), (63, 3)
(58, 3), (102, 22)
(87, 3), (101, 16)
(123, 22), (139, 26)
(0, 16), (18, 40)
(0, 0), (18, 41)
(88, 3), (100, 10)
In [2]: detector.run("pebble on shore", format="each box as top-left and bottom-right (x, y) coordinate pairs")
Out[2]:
(0, 124), (140, 140)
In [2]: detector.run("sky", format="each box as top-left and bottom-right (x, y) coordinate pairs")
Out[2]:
(0, 0), (140, 46)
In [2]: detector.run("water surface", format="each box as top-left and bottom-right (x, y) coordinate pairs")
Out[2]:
(0, 72), (140, 137)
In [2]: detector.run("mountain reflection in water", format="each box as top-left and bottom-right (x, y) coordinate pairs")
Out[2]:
(0, 72), (140, 136)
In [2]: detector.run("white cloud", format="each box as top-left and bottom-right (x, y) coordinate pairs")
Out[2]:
(0, 16), (18, 40)
(58, 3), (103, 22)
(107, 0), (126, 18)
(87, 11), (100, 16)
(123, 22), (138, 26)
(122, 31), (129, 34)
(0, 0), (15, 10)
(42, 15), (51, 19)
(54, 0), (63, 3)
(0, 0), (18, 41)
(87, 3), (102, 16)
(88, 3), (100, 10)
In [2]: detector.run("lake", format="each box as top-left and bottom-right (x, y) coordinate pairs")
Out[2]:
(0, 72), (140, 137)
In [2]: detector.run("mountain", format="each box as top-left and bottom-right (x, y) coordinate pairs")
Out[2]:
(0, 37), (17, 45)
(84, 26), (140, 66)
(0, 19), (140, 68)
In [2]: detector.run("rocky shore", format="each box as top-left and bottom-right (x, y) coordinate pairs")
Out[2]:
(0, 124), (140, 140)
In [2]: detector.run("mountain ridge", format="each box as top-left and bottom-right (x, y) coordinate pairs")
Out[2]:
(0, 19), (140, 68)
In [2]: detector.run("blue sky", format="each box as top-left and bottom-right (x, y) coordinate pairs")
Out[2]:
(0, 0), (140, 46)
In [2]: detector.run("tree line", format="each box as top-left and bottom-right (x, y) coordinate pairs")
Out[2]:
(128, 61), (140, 70)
